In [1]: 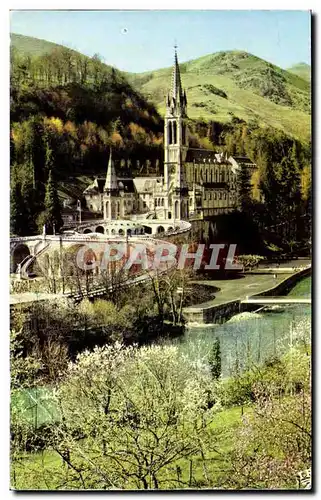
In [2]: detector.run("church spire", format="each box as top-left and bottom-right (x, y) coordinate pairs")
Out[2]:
(170, 45), (183, 103)
(104, 147), (118, 192)
(166, 45), (186, 115)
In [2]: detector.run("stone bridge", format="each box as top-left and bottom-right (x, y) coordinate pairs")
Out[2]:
(10, 219), (191, 277)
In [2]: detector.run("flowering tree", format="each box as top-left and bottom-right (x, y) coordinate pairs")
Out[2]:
(223, 332), (311, 490)
(53, 343), (218, 489)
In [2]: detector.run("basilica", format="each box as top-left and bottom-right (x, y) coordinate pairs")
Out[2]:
(83, 49), (256, 222)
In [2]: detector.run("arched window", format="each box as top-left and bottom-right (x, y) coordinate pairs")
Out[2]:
(111, 201), (116, 219)
(175, 200), (179, 219)
(181, 200), (185, 218)
(168, 123), (172, 145)
(173, 121), (177, 144)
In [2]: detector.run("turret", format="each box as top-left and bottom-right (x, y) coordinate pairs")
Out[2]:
(104, 147), (119, 193)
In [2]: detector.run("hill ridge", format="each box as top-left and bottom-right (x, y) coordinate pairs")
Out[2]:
(10, 33), (311, 141)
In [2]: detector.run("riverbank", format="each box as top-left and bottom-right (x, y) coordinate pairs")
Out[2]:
(183, 263), (311, 324)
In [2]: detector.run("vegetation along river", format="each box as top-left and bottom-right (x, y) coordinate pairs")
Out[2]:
(164, 276), (311, 377)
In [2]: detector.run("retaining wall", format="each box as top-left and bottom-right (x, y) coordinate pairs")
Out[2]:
(183, 266), (311, 325)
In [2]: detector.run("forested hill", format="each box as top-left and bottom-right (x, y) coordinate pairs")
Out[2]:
(126, 50), (311, 142)
(10, 33), (165, 180)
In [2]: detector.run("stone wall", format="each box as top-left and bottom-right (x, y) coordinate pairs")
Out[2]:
(183, 266), (311, 325)
(251, 266), (311, 298)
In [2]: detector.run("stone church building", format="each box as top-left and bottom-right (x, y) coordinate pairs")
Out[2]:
(84, 49), (256, 222)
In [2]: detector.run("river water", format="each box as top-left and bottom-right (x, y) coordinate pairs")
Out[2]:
(166, 276), (311, 377)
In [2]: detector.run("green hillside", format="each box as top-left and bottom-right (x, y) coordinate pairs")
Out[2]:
(10, 35), (311, 141)
(11, 33), (69, 57)
(127, 51), (311, 141)
(287, 62), (311, 82)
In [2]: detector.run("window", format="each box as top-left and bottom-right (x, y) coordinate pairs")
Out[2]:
(173, 121), (177, 144)
(168, 123), (172, 144)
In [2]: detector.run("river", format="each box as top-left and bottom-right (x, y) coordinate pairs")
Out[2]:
(165, 276), (311, 377)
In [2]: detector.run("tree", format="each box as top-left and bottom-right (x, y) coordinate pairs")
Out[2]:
(10, 177), (25, 236)
(208, 338), (221, 379)
(39, 167), (63, 234)
(20, 155), (37, 235)
(237, 164), (252, 212)
(54, 343), (217, 489)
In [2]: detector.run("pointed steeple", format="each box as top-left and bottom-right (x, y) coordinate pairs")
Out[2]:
(170, 45), (183, 103)
(166, 45), (187, 116)
(104, 147), (118, 192)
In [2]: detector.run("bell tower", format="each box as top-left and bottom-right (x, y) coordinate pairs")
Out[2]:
(164, 46), (189, 220)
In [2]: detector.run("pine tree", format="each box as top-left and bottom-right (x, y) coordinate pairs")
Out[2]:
(208, 338), (221, 379)
(41, 169), (63, 234)
(20, 155), (37, 234)
(10, 177), (25, 236)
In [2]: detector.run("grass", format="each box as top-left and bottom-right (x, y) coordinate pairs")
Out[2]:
(287, 63), (311, 82)
(11, 404), (251, 490)
(126, 50), (311, 141)
(287, 276), (311, 297)
(11, 33), (70, 57)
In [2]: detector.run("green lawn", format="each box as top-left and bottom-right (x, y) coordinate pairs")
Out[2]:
(11, 404), (251, 490)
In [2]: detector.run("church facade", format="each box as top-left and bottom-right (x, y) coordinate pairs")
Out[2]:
(84, 49), (256, 222)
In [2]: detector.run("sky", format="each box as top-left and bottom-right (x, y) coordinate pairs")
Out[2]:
(10, 10), (311, 74)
